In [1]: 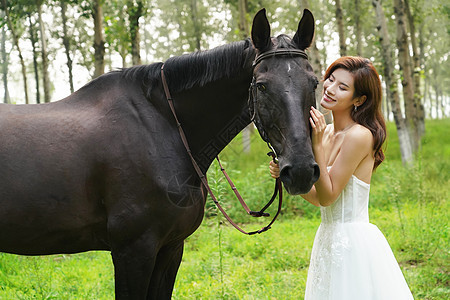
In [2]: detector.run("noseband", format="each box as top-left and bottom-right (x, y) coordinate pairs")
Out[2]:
(249, 48), (309, 153)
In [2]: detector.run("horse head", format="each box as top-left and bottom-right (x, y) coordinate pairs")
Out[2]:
(250, 9), (320, 195)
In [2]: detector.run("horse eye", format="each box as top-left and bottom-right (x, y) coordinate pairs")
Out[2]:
(257, 83), (266, 91)
(314, 78), (319, 88)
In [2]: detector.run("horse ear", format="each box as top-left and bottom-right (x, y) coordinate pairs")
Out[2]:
(293, 9), (315, 50)
(251, 8), (272, 51)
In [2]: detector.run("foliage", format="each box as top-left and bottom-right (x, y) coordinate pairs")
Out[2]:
(1, 0), (449, 119)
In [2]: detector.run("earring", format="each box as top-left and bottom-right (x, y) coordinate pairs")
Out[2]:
(354, 105), (358, 112)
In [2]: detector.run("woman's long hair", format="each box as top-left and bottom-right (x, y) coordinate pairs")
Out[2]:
(324, 56), (386, 169)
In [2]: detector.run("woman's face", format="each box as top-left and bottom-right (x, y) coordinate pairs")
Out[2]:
(320, 68), (357, 112)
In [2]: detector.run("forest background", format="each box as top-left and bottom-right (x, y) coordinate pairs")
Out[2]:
(0, 0), (449, 163)
(0, 0), (449, 299)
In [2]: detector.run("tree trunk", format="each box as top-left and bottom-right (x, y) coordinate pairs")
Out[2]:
(61, 1), (74, 93)
(127, 0), (143, 65)
(433, 82), (439, 118)
(238, 0), (249, 39)
(37, 0), (51, 102)
(424, 75), (430, 118)
(190, 0), (201, 51)
(2, 0), (29, 104)
(335, 0), (347, 56)
(372, 0), (413, 165)
(1, 10), (10, 104)
(404, 0), (425, 137)
(354, 0), (362, 56)
(92, 0), (106, 78)
(28, 13), (41, 104)
(394, 0), (419, 153)
(238, 0), (252, 153)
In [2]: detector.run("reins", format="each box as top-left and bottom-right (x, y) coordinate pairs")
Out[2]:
(161, 64), (281, 235)
(160, 48), (307, 235)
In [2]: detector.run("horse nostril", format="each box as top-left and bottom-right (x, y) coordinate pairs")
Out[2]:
(280, 166), (293, 186)
(312, 163), (320, 182)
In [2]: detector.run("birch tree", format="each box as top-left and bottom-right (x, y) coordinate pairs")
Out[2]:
(335, 0), (346, 56)
(27, 12), (40, 103)
(1, 0), (29, 104)
(1, 10), (10, 103)
(394, 0), (420, 153)
(372, 0), (413, 165)
(354, 0), (362, 56)
(36, 0), (51, 102)
(61, 0), (74, 93)
(404, 0), (425, 135)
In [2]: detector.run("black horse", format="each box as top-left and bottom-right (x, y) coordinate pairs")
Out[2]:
(0, 9), (318, 299)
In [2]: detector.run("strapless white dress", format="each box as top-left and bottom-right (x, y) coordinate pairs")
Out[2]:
(304, 171), (413, 299)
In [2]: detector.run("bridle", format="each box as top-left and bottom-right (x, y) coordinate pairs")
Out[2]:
(160, 48), (308, 235)
(249, 48), (308, 148)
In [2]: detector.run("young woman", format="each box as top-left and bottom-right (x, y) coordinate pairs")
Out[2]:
(269, 56), (413, 299)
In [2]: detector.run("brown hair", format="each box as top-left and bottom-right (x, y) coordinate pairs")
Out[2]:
(324, 56), (386, 169)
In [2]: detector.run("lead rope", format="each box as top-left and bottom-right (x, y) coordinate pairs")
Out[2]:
(161, 64), (282, 235)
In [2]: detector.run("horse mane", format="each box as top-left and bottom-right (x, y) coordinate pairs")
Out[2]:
(120, 38), (254, 96)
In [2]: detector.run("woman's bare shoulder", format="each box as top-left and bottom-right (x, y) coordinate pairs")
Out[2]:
(344, 125), (373, 151)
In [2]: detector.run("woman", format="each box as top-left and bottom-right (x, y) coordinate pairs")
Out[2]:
(270, 56), (413, 299)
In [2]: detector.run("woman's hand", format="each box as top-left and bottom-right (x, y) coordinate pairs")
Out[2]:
(309, 106), (327, 148)
(269, 160), (280, 179)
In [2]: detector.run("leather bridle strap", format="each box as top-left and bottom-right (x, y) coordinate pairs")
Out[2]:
(253, 48), (308, 67)
(161, 64), (282, 235)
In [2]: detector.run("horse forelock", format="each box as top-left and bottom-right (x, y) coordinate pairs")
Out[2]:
(273, 34), (297, 50)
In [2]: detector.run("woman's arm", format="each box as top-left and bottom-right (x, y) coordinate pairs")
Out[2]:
(269, 107), (374, 207)
(306, 108), (373, 206)
(304, 128), (372, 206)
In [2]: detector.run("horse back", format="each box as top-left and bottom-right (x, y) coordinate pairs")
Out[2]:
(0, 73), (205, 255)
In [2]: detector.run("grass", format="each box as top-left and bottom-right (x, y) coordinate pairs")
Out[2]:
(0, 119), (448, 299)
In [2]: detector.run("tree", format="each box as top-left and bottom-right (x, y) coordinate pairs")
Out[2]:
(354, 0), (362, 56)
(1, 10), (10, 103)
(394, 0), (420, 153)
(153, 0), (218, 58)
(404, 0), (425, 136)
(27, 12), (40, 103)
(104, 0), (130, 67)
(36, 0), (51, 102)
(92, 0), (105, 78)
(60, 0), (74, 93)
(335, 0), (346, 56)
(1, 0), (30, 104)
(237, 0), (252, 153)
(127, 0), (143, 65)
(372, 0), (413, 165)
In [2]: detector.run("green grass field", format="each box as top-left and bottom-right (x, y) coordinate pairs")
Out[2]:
(0, 119), (448, 299)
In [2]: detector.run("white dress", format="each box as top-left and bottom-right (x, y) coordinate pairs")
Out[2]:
(304, 171), (414, 300)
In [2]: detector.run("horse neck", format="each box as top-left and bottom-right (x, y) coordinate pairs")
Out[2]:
(173, 70), (253, 173)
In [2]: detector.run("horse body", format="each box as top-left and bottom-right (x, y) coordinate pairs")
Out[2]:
(0, 9), (318, 299)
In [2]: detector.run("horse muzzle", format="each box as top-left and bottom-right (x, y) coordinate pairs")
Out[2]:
(279, 161), (320, 195)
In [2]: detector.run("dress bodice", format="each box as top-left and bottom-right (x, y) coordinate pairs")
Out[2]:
(320, 173), (370, 224)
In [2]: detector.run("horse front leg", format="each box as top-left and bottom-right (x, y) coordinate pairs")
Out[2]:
(147, 241), (184, 300)
(110, 232), (158, 300)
